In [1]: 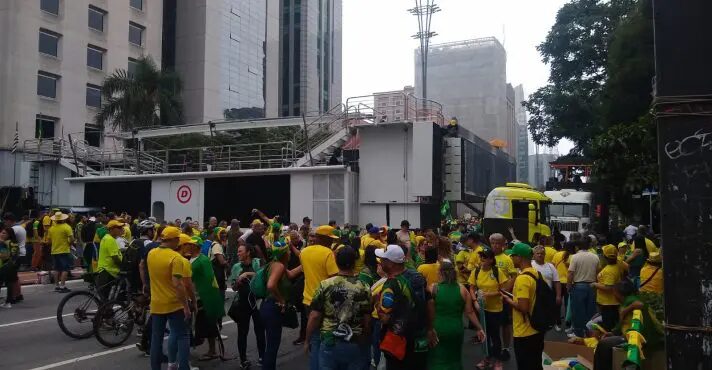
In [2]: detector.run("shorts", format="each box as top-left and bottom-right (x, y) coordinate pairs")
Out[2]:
(195, 306), (220, 340)
(52, 253), (73, 272)
(501, 301), (512, 323)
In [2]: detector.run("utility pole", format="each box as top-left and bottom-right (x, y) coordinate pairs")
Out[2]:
(653, 0), (712, 368)
(409, 0), (440, 101)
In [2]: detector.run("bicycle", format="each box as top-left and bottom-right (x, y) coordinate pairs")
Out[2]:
(56, 272), (128, 339)
(93, 289), (149, 347)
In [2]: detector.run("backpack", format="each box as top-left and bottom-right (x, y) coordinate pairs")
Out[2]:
(473, 265), (500, 288)
(249, 262), (270, 299)
(121, 239), (143, 280)
(200, 240), (213, 256)
(81, 221), (97, 244)
(521, 271), (557, 332)
(397, 269), (429, 351)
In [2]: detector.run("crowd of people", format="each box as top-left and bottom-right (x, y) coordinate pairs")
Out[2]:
(0, 208), (666, 370)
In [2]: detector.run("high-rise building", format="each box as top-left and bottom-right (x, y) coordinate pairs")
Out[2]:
(0, 0), (163, 187)
(514, 84), (529, 183)
(373, 86), (415, 123)
(0, 0), (163, 149)
(279, 0), (342, 117)
(506, 83), (517, 160)
(415, 37), (515, 155)
(172, 0), (280, 123)
(528, 153), (558, 190)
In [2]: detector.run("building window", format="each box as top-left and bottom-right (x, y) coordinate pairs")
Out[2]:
(88, 5), (106, 32)
(128, 58), (138, 76)
(130, 0), (143, 11)
(85, 124), (102, 147)
(87, 45), (105, 70)
(37, 71), (59, 98)
(129, 22), (144, 46)
(35, 116), (56, 139)
(39, 29), (60, 57)
(313, 174), (345, 225)
(86, 84), (101, 108)
(41, 0), (59, 15)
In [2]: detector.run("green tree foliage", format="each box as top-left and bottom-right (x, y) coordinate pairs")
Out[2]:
(94, 56), (183, 132)
(525, 0), (656, 214)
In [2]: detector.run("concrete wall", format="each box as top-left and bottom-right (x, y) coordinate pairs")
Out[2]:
(151, 178), (205, 224)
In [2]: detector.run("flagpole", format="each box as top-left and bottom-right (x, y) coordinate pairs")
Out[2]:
(12, 121), (18, 186)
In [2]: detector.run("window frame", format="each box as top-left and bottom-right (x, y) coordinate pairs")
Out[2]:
(37, 71), (59, 99)
(38, 29), (60, 57)
(86, 44), (105, 70)
(35, 115), (57, 139)
(85, 84), (102, 108)
(128, 22), (145, 47)
(84, 123), (103, 147)
(88, 5), (106, 32)
(129, 0), (143, 11)
(128, 58), (138, 77)
(40, 0), (60, 16)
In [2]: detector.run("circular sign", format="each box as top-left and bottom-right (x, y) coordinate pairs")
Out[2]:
(177, 185), (192, 204)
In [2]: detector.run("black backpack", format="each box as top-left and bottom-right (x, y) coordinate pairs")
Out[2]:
(399, 269), (429, 350)
(473, 264), (501, 287)
(521, 271), (557, 332)
(122, 239), (143, 286)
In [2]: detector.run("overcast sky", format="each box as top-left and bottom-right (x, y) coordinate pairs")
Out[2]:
(342, 0), (573, 154)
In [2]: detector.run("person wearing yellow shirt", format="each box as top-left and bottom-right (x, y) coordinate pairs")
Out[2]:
(147, 226), (193, 370)
(47, 212), (74, 293)
(639, 252), (663, 295)
(592, 245), (625, 331)
(468, 246), (509, 368)
(299, 225), (339, 369)
(489, 233), (517, 359)
(95, 220), (125, 299)
(542, 236), (557, 264)
(455, 233), (479, 285)
(551, 242), (576, 331)
(464, 233), (486, 272)
(501, 243), (544, 369)
(417, 248), (441, 286)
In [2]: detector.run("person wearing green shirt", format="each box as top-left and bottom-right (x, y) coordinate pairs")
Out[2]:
(181, 234), (224, 361)
(96, 220), (124, 299)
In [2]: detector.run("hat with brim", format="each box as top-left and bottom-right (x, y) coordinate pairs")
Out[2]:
(375, 244), (406, 264)
(315, 225), (339, 239)
(161, 226), (181, 240)
(179, 233), (196, 246)
(50, 212), (69, 221)
(106, 220), (125, 229)
(647, 251), (662, 264)
(509, 242), (533, 258)
(478, 246), (495, 259)
(602, 244), (617, 259)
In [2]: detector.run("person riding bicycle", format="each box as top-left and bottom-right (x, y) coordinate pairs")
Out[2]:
(95, 220), (125, 300)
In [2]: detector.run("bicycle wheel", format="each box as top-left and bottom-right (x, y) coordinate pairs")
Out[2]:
(93, 300), (135, 347)
(57, 290), (101, 339)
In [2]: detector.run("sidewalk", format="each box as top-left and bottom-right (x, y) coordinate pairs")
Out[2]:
(17, 268), (86, 285)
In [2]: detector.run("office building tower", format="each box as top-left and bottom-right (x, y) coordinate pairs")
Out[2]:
(279, 0), (342, 117)
(415, 37), (516, 155)
(514, 84), (529, 183)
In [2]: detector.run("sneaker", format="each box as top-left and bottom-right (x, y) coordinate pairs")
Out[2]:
(54, 286), (62, 292)
(58, 287), (71, 293)
(135, 343), (148, 354)
(565, 327), (574, 334)
(292, 337), (305, 345)
(240, 360), (252, 369)
(493, 360), (504, 370)
(0, 303), (12, 309)
(257, 358), (263, 365)
(167, 363), (177, 370)
(567, 332), (578, 338)
(554, 325), (562, 332)
(370, 360), (376, 368)
(501, 348), (511, 361)
(220, 334), (228, 340)
(15, 295), (23, 302)
(475, 359), (490, 369)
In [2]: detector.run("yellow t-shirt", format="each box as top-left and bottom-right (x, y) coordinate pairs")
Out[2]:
(513, 267), (538, 338)
(122, 225), (132, 240)
(355, 248), (365, 275)
(465, 245), (484, 271)
(361, 236), (385, 250)
(639, 263), (663, 294)
(147, 246), (186, 314)
(97, 235), (122, 277)
(596, 263), (624, 305)
(468, 266), (509, 312)
(544, 247), (557, 263)
(42, 215), (53, 243)
(552, 251), (570, 284)
(583, 337), (599, 349)
(371, 278), (386, 319)
(495, 253), (518, 277)
(300, 244), (339, 305)
(48, 223), (73, 255)
(181, 257), (192, 279)
(417, 263), (441, 287)
(644, 238), (659, 254)
(454, 250), (472, 284)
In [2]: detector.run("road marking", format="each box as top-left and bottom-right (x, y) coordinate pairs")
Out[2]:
(27, 320), (236, 370)
(0, 313), (73, 328)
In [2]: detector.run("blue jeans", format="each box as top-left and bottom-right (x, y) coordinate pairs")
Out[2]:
(260, 298), (283, 370)
(570, 283), (596, 337)
(309, 310), (321, 370)
(150, 310), (190, 370)
(362, 318), (381, 370)
(320, 340), (368, 370)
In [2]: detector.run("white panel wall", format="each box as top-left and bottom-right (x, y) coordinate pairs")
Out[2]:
(151, 178), (205, 224)
(411, 123), (434, 197)
(359, 125), (417, 203)
(290, 172), (314, 224)
(358, 203), (422, 229)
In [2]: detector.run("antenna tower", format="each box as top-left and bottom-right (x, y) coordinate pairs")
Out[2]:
(409, 0), (440, 101)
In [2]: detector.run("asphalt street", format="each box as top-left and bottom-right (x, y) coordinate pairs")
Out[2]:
(0, 281), (549, 369)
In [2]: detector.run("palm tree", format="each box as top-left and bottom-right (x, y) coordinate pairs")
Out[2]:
(94, 56), (183, 132)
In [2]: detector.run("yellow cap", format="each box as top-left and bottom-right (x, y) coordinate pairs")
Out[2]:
(251, 219), (263, 226)
(602, 244), (617, 258)
(647, 251), (662, 263)
(179, 233), (195, 246)
(107, 219), (125, 229)
(415, 235), (425, 245)
(161, 226), (181, 240)
(314, 225), (339, 239)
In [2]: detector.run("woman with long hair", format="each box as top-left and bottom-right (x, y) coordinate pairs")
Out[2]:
(228, 244), (265, 369)
(626, 236), (649, 284)
(427, 260), (485, 370)
(592, 245), (626, 331)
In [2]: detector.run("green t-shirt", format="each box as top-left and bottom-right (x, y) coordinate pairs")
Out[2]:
(190, 254), (225, 320)
(97, 235), (122, 277)
(310, 275), (371, 340)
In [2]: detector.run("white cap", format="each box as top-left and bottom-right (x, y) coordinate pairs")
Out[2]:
(88, 217), (96, 222)
(375, 244), (406, 264)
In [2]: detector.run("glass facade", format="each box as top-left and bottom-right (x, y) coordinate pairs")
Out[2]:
(221, 0), (267, 119)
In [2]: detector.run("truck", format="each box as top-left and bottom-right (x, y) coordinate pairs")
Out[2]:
(483, 182), (551, 242)
(544, 189), (594, 239)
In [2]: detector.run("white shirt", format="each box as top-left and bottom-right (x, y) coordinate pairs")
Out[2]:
(12, 225), (27, 256)
(532, 260), (559, 288)
(624, 225), (638, 240)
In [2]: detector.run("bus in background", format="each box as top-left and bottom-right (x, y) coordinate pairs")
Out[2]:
(483, 182), (551, 243)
